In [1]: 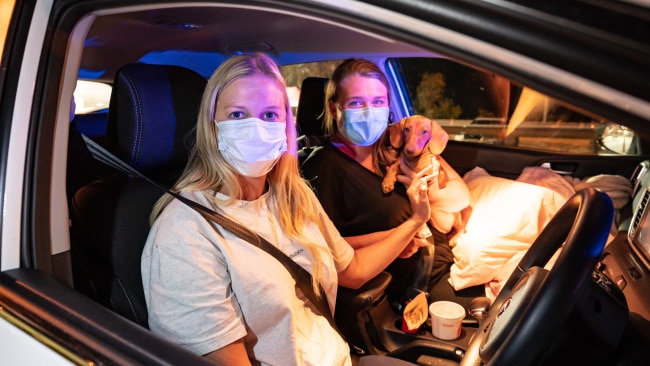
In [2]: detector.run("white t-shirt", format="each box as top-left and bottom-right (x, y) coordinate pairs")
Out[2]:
(142, 190), (354, 366)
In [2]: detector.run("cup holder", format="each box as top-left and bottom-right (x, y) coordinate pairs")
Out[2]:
(391, 315), (475, 348)
(394, 317), (432, 333)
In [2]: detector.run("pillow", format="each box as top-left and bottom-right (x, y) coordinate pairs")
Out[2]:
(448, 167), (567, 291)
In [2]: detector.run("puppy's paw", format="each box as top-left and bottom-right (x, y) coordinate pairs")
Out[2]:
(382, 181), (395, 194)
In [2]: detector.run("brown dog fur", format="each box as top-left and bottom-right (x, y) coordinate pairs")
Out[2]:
(377, 115), (470, 244)
(379, 115), (449, 194)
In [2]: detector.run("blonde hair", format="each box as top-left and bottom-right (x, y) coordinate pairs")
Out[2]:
(151, 53), (327, 295)
(324, 58), (392, 174)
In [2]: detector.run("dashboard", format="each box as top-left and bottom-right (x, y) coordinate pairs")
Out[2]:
(601, 161), (650, 320)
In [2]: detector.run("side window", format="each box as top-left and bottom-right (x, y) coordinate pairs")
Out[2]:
(390, 57), (639, 155)
(72, 80), (112, 141)
(281, 60), (341, 119)
(73, 80), (112, 114)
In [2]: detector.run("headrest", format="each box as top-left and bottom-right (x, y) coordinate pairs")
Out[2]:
(105, 63), (207, 174)
(296, 77), (328, 137)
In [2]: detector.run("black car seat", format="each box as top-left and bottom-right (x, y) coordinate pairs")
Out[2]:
(296, 77), (328, 161)
(67, 111), (113, 203)
(69, 63), (207, 328)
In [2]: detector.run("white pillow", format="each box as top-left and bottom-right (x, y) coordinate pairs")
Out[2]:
(448, 167), (567, 291)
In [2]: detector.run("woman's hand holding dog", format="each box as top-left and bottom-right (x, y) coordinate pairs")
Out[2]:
(398, 156), (470, 233)
(394, 165), (434, 258)
(402, 163), (435, 226)
(399, 237), (428, 258)
(397, 160), (438, 191)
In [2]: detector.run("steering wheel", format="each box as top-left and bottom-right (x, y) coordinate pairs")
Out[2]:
(461, 188), (614, 366)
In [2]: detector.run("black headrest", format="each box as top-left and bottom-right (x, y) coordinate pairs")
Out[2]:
(105, 63), (207, 174)
(296, 77), (328, 137)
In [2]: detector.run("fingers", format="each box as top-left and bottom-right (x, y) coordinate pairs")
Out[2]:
(415, 225), (432, 239)
(416, 163), (438, 187)
(405, 166), (433, 196)
(419, 177), (428, 191)
(398, 238), (426, 258)
(414, 236), (428, 248)
(409, 177), (429, 201)
(395, 173), (412, 185)
(399, 160), (416, 178)
(431, 156), (440, 174)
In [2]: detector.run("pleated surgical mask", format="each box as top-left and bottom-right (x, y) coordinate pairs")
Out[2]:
(339, 107), (389, 146)
(217, 118), (287, 177)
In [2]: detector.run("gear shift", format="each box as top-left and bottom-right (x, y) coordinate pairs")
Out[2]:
(469, 297), (491, 321)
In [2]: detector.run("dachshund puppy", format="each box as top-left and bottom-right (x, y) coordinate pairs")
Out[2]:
(378, 115), (471, 244)
(379, 115), (449, 194)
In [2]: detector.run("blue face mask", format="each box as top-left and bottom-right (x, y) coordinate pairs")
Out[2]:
(339, 107), (390, 146)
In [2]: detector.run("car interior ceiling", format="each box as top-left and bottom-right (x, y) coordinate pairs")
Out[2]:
(79, 6), (429, 84)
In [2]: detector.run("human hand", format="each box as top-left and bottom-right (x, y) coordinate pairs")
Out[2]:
(398, 159), (439, 190)
(399, 236), (427, 258)
(399, 164), (434, 225)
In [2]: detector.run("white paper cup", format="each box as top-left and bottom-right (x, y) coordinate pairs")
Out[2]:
(429, 301), (465, 340)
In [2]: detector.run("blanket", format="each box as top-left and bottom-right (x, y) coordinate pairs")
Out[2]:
(448, 166), (632, 301)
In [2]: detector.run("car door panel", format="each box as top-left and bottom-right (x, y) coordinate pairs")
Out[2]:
(443, 140), (647, 181)
(0, 268), (214, 365)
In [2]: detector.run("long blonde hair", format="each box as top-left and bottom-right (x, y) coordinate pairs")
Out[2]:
(151, 53), (327, 295)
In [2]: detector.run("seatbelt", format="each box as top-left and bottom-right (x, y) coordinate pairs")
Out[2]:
(406, 239), (434, 302)
(81, 135), (356, 350)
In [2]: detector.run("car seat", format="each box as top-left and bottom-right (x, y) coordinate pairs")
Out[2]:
(69, 63), (207, 328)
(67, 110), (114, 204)
(296, 76), (328, 161)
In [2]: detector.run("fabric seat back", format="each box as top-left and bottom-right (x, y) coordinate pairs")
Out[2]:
(296, 77), (328, 161)
(70, 63), (207, 327)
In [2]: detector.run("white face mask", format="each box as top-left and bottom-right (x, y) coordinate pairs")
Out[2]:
(217, 118), (288, 177)
(340, 107), (390, 146)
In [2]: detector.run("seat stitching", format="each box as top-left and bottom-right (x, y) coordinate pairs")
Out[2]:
(122, 72), (144, 168)
(113, 276), (140, 324)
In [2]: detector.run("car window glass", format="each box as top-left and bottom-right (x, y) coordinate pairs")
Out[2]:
(73, 80), (112, 114)
(281, 60), (341, 117)
(72, 60), (341, 129)
(391, 57), (639, 156)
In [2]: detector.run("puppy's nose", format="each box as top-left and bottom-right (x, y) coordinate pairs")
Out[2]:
(404, 147), (418, 156)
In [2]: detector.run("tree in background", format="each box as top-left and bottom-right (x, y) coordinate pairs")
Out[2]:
(414, 72), (462, 119)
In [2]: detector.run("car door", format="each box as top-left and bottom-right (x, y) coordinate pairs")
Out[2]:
(0, 1), (213, 364)
(1, 0), (648, 364)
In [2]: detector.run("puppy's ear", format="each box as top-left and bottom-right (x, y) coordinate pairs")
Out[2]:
(427, 119), (449, 155)
(388, 117), (407, 148)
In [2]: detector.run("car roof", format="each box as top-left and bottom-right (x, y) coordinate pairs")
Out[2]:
(51, 0), (648, 129)
(78, 4), (432, 82)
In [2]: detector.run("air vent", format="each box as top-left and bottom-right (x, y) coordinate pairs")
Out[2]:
(631, 189), (650, 235)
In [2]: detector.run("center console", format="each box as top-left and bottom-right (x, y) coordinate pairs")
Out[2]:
(336, 271), (476, 365)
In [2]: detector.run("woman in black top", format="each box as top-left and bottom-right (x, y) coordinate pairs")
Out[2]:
(301, 58), (470, 307)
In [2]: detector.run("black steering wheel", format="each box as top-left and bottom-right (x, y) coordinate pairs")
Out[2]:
(461, 188), (615, 366)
